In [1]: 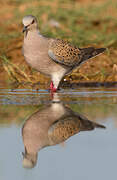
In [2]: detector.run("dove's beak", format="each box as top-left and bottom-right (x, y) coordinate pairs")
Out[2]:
(22, 152), (25, 157)
(22, 26), (27, 33)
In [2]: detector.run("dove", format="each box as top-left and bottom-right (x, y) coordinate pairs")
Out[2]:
(22, 93), (105, 168)
(22, 15), (106, 92)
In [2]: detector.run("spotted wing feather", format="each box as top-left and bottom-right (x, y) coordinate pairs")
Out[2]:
(48, 39), (106, 67)
(48, 116), (81, 145)
(48, 39), (81, 67)
(48, 112), (105, 145)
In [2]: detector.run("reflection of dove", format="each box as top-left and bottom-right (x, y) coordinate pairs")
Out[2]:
(22, 94), (105, 168)
(22, 15), (106, 92)
(48, 113), (105, 145)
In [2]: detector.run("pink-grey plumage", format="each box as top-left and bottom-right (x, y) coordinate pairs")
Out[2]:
(22, 15), (106, 91)
(22, 93), (105, 168)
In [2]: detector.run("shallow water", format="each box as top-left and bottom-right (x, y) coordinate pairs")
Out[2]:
(0, 85), (117, 180)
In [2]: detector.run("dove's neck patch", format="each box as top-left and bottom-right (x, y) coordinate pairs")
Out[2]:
(24, 30), (28, 38)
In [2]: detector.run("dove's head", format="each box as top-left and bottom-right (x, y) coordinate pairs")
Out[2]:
(22, 15), (38, 33)
(22, 148), (38, 169)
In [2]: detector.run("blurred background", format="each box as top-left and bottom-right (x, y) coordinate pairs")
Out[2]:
(0, 0), (117, 86)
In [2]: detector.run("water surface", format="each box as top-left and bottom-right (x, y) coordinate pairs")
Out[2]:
(0, 86), (117, 180)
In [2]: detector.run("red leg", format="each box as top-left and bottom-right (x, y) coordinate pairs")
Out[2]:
(50, 81), (57, 92)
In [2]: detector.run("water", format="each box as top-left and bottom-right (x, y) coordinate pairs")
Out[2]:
(0, 85), (117, 180)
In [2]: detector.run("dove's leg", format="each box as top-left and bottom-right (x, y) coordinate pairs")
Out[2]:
(50, 81), (57, 92)
(51, 72), (65, 92)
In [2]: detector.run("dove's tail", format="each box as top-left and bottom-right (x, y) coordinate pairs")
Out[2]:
(79, 47), (106, 63)
(93, 122), (106, 129)
(80, 119), (106, 131)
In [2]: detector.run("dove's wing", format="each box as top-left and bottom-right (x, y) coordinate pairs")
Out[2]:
(48, 39), (106, 67)
(48, 116), (81, 145)
(48, 113), (106, 145)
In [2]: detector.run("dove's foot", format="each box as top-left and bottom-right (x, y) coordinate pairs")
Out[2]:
(50, 81), (57, 92)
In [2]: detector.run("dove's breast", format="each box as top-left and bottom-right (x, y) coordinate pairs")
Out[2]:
(23, 34), (68, 76)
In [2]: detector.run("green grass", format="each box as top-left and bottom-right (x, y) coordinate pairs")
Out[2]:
(1, 0), (117, 48)
(70, 100), (117, 121)
(21, 0), (117, 47)
(0, 104), (40, 125)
